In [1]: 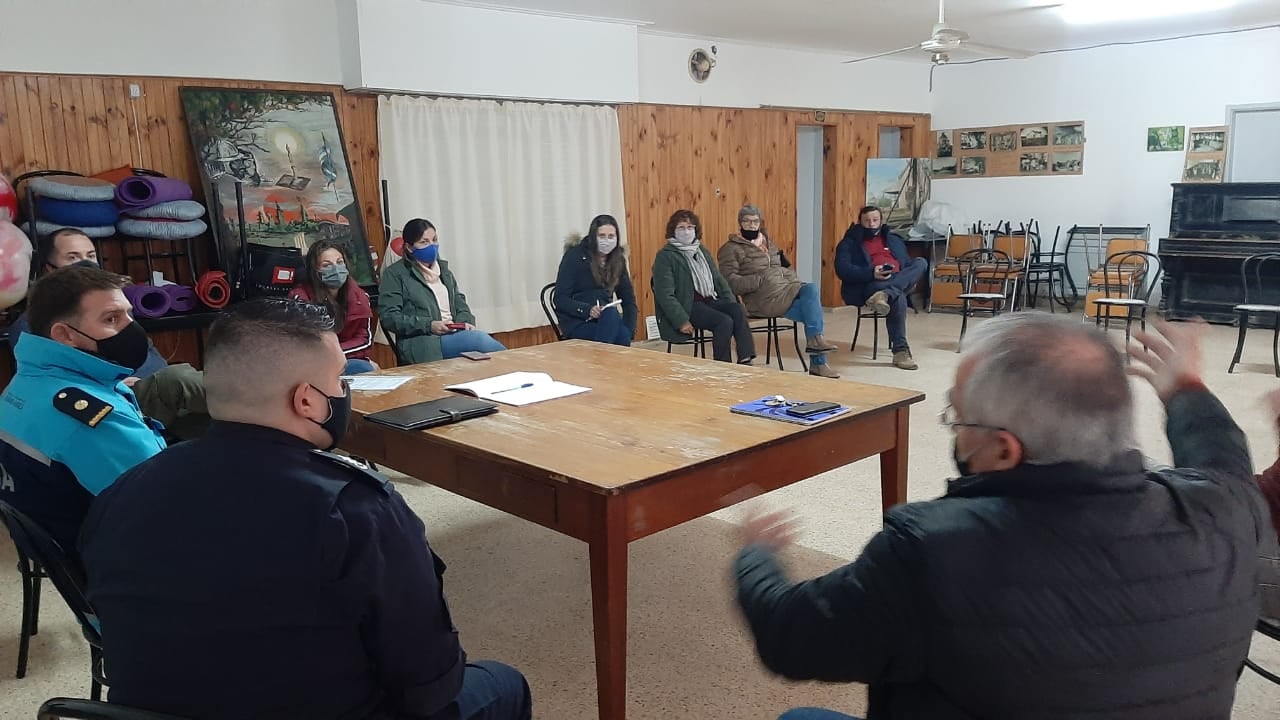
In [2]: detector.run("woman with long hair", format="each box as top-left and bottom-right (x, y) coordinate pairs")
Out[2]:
(652, 209), (755, 364)
(289, 239), (378, 375)
(553, 214), (636, 346)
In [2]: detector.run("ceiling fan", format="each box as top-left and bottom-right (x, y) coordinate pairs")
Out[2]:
(843, 0), (1041, 65)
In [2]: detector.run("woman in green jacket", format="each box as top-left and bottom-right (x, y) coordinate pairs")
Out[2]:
(652, 209), (755, 364)
(377, 218), (506, 364)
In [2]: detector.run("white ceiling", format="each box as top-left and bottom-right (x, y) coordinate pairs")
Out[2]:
(445, 0), (1280, 59)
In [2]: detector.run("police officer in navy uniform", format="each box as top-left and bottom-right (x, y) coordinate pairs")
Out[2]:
(0, 264), (166, 553)
(80, 298), (531, 720)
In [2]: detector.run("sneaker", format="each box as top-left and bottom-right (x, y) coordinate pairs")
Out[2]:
(809, 364), (840, 379)
(805, 334), (839, 353)
(737, 356), (755, 366)
(866, 291), (891, 317)
(892, 350), (918, 371)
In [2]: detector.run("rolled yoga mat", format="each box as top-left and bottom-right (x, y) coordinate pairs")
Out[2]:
(36, 197), (120, 227)
(195, 271), (231, 309)
(123, 284), (174, 319)
(29, 176), (117, 202)
(115, 176), (193, 210)
(161, 284), (198, 313)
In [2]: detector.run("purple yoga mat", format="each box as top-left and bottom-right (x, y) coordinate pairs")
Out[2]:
(123, 284), (173, 319)
(161, 284), (198, 313)
(115, 176), (193, 210)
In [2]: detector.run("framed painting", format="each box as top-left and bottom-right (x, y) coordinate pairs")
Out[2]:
(179, 87), (376, 289)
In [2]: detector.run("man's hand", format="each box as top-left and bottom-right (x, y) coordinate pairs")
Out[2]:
(430, 320), (451, 335)
(122, 376), (140, 388)
(679, 321), (695, 335)
(740, 508), (802, 553)
(1129, 319), (1206, 402)
(874, 267), (893, 281)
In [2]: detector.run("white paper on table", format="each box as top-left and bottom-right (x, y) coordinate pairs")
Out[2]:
(343, 375), (415, 391)
(446, 371), (590, 406)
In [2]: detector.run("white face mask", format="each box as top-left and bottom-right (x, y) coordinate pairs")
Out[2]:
(596, 236), (618, 254)
(674, 227), (696, 244)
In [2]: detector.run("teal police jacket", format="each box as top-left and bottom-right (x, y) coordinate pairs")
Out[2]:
(0, 333), (166, 551)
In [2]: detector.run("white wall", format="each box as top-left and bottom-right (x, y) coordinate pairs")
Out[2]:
(0, 0), (345, 85)
(929, 27), (1280, 247)
(637, 33), (932, 112)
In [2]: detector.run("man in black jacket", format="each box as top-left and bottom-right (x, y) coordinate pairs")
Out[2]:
(81, 299), (531, 720)
(733, 313), (1273, 720)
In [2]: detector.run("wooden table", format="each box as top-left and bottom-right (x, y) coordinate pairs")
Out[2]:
(341, 341), (925, 720)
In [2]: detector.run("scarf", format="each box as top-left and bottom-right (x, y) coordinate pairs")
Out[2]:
(415, 260), (452, 323)
(669, 238), (717, 299)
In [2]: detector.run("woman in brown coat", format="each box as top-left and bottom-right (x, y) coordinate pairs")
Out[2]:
(717, 204), (838, 377)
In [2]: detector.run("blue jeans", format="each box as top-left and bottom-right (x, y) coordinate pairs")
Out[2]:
(451, 661), (532, 720)
(784, 282), (826, 366)
(778, 709), (861, 720)
(343, 358), (376, 375)
(566, 307), (632, 346)
(866, 256), (927, 353)
(440, 329), (507, 359)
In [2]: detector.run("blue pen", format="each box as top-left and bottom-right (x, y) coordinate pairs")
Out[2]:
(492, 382), (535, 394)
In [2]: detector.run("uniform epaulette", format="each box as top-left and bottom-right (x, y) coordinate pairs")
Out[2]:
(310, 450), (391, 494)
(52, 387), (113, 428)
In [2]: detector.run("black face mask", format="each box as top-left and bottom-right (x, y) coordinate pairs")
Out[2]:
(741, 228), (761, 241)
(308, 382), (352, 450)
(952, 438), (974, 477)
(70, 321), (151, 373)
(48, 258), (100, 273)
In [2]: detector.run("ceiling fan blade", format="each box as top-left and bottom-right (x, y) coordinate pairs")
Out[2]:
(842, 45), (920, 64)
(968, 3), (1063, 21)
(958, 41), (1036, 59)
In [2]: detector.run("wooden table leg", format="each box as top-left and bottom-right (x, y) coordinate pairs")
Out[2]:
(879, 406), (910, 513)
(589, 495), (628, 720)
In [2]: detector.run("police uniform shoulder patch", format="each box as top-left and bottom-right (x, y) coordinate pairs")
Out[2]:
(310, 450), (391, 494)
(52, 387), (113, 428)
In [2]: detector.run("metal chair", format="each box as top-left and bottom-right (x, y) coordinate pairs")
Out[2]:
(955, 248), (1016, 352)
(1025, 224), (1073, 312)
(1092, 251), (1163, 350)
(539, 283), (565, 341)
(38, 698), (191, 720)
(1227, 252), (1280, 377)
(379, 319), (407, 367)
(0, 465), (45, 680)
(849, 306), (887, 359)
(748, 314), (807, 371)
(0, 500), (106, 700)
(665, 328), (711, 358)
(1246, 618), (1280, 685)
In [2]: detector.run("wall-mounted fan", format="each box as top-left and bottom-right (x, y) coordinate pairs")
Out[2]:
(843, 0), (1036, 65)
(689, 47), (716, 83)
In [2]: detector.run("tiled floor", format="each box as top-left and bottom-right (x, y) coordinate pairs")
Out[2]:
(2, 308), (1279, 719)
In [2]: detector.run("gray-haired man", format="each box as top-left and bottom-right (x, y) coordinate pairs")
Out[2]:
(733, 313), (1273, 720)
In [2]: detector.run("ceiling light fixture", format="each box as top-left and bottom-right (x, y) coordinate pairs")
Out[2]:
(1057, 0), (1237, 25)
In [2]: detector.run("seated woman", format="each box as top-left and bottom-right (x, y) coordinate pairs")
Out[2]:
(290, 239), (379, 375)
(378, 218), (506, 364)
(718, 204), (839, 378)
(652, 209), (755, 364)
(553, 214), (637, 346)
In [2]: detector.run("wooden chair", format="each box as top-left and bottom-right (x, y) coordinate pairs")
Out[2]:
(1227, 252), (1280, 377)
(1083, 237), (1149, 319)
(1092, 251), (1162, 350)
(955, 248), (1015, 352)
(539, 282), (565, 341)
(930, 232), (986, 311)
(989, 231), (1031, 309)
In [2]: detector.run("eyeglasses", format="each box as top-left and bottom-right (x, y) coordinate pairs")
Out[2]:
(938, 401), (1007, 433)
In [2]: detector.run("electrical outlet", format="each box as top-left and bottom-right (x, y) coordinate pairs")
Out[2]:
(128, 84), (141, 99)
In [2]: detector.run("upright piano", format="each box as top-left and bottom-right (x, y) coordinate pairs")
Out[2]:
(1159, 182), (1280, 323)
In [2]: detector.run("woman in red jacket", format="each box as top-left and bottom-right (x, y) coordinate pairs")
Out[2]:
(290, 239), (379, 375)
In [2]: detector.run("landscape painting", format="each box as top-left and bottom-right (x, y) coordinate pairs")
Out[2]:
(179, 88), (375, 287)
(1147, 126), (1185, 152)
(866, 158), (932, 225)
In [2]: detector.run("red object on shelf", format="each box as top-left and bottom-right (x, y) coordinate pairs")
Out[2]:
(0, 173), (17, 223)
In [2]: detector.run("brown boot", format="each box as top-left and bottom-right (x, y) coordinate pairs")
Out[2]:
(866, 291), (891, 317)
(806, 334), (838, 353)
(892, 350), (918, 371)
(809, 363), (840, 378)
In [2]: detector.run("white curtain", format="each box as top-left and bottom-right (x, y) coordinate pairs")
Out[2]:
(378, 96), (627, 332)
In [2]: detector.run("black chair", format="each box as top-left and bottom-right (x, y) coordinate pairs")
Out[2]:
(955, 248), (1016, 352)
(539, 283), (565, 341)
(1, 478), (46, 680)
(38, 698), (190, 720)
(849, 307), (886, 360)
(1228, 252), (1280, 377)
(0, 500), (106, 700)
(379, 319), (408, 367)
(1092, 251), (1163, 350)
(1025, 224), (1073, 312)
(666, 328), (711, 358)
(748, 315), (807, 372)
(1246, 618), (1280, 685)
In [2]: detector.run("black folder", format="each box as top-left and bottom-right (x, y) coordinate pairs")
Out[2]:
(364, 396), (498, 431)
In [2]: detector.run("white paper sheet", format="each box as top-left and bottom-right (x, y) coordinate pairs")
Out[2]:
(343, 375), (415, 392)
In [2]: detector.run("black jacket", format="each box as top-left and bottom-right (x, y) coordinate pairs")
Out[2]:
(552, 238), (637, 337)
(834, 223), (912, 306)
(735, 388), (1272, 720)
(80, 422), (466, 720)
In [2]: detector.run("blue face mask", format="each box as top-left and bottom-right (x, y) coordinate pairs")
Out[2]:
(410, 243), (438, 265)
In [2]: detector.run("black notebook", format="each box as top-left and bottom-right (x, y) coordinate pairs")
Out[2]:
(364, 396), (498, 431)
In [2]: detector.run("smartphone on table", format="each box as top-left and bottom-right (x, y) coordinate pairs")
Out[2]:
(785, 401), (841, 418)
